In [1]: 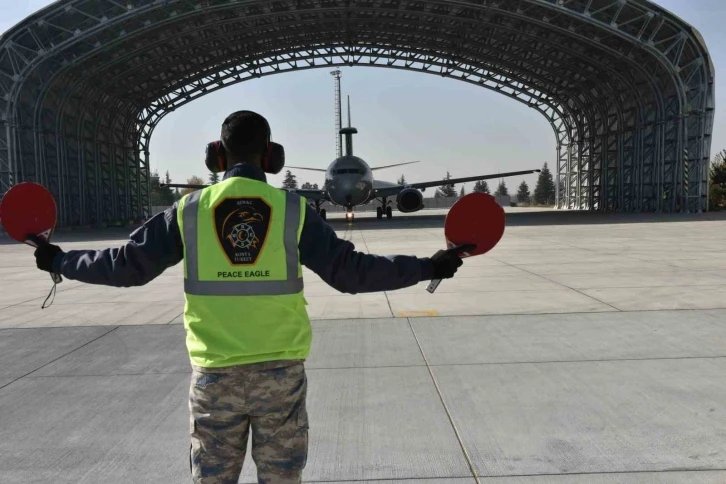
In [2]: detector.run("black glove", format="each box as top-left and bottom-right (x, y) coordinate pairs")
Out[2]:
(430, 244), (475, 280)
(26, 234), (63, 273)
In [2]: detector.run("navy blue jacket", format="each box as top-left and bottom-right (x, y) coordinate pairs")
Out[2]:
(52, 163), (435, 293)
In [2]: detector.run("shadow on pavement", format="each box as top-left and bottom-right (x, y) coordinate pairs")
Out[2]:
(326, 209), (726, 232)
(3, 209), (726, 245)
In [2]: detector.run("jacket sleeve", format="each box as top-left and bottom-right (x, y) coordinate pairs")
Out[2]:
(52, 206), (184, 287)
(298, 204), (435, 294)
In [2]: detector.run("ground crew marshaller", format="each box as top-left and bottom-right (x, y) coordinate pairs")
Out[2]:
(29, 110), (468, 484)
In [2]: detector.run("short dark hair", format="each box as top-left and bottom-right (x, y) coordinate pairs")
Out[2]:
(220, 111), (270, 159)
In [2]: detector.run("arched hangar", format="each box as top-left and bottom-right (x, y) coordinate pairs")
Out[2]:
(0, 0), (715, 226)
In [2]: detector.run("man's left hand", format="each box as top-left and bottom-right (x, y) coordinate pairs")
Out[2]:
(26, 234), (63, 273)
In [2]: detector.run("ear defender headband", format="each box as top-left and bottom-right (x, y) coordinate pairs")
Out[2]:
(204, 112), (285, 175)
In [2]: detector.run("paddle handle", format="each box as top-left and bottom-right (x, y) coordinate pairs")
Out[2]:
(426, 278), (442, 293)
(46, 231), (62, 284)
(425, 243), (476, 294)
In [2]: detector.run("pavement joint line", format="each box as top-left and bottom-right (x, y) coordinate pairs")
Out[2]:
(357, 225), (396, 318)
(407, 317), (481, 484)
(2, 306), (726, 330)
(0, 282), (87, 310)
(0, 322), (186, 330)
(424, 355), (726, 367)
(24, 371), (194, 378)
(300, 477), (473, 483)
(491, 257), (623, 312)
(698, 311), (726, 324)
(166, 311), (183, 324)
(504, 231), (724, 279)
(0, 325), (120, 391)
(308, 355), (726, 370)
(328, 222), (398, 318)
(471, 467), (726, 479)
(22, 354), (726, 378)
(11, 278), (726, 306)
(10, 300), (185, 306)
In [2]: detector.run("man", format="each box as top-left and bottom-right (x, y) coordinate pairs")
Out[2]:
(29, 111), (468, 484)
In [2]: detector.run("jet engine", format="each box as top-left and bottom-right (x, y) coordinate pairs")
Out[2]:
(396, 188), (424, 213)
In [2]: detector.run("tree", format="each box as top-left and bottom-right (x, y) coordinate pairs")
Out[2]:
(533, 162), (555, 206)
(473, 180), (491, 194)
(312, 183), (319, 190)
(709, 149), (726, 209)
(150, 170), (163, 206)
(436, 171), (457, 198)
(397, 174), (407, 185)
(180, 176), (205, 197)
(517, 181), (531, 205)
(459, 186), (466, 198)
(494, 180), (509, 197)
(282, 170), (298, 189)
(209, 172), (220, 185)
(150, 170), (176, 206)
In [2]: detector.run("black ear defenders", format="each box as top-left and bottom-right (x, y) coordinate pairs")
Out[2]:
(204, 113), (285, 175)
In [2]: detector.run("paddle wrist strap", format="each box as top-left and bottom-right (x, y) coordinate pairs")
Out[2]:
(42, 278), (57, 309)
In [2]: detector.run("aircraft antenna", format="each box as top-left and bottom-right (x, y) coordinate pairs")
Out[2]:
(330, 70), (342, 158)
(347, 95), (351, 128)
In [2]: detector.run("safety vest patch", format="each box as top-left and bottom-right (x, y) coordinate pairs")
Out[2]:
(213, 197), (272, 265)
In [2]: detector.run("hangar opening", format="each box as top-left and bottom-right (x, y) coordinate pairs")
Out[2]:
(0, 0), (715, 227)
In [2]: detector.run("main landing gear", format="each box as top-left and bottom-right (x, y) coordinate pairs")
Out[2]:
(376, 197), (393, 220)
(313, 200), (327, 221)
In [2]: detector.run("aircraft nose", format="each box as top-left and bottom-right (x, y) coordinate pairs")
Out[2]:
(329, 176), (368, 206)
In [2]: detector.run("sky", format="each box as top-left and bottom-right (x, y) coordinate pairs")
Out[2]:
(1, 0), (724, 194)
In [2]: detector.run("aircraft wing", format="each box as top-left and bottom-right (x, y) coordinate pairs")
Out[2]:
(370, 161), (420, 171)
(287, 166), (327, 172)
(161, 183), (329, 201)
(372, 169), (541, 198)
(290, 188), (328, 201)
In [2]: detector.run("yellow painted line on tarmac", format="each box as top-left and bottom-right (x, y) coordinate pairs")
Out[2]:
(396, 309), (440, 317)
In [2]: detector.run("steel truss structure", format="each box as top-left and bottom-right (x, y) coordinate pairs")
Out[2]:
(0, 0), (715, 226)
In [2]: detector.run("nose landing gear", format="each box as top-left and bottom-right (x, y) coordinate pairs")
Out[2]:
(313, 199), (327, 221)
(376, 197), (393, 220)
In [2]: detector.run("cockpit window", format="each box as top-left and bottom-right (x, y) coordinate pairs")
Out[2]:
(333, 168), (364, 175)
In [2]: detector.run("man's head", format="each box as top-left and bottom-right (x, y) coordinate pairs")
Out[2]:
(220, 111), (271, 168)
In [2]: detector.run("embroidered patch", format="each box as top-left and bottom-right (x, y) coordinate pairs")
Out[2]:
(214, 197), (272, 265)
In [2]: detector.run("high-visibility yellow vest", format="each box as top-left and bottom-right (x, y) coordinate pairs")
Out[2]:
(176, 176), (310, 368)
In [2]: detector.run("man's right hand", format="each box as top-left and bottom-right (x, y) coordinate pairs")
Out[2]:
(26, 234), (63, 273)
(430, 244), (475, 279)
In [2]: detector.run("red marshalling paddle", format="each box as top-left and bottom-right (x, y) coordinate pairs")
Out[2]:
(426, 192), (505, 293)
(0, 182), (63, 285)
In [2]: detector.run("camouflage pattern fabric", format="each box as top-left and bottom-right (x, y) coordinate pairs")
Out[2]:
(189, 360), (309, 483)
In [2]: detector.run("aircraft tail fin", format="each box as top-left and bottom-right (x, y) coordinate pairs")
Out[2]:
(371, 161), (420, 171)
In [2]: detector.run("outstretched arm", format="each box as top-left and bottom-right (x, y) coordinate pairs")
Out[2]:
(298, 205), (435, 294)
(52, 207), (184, 287)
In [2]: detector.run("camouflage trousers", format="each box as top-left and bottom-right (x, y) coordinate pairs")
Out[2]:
(189, 360), (309, 484)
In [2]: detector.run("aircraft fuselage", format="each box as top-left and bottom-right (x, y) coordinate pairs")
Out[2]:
(324, 155), (374, 209)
